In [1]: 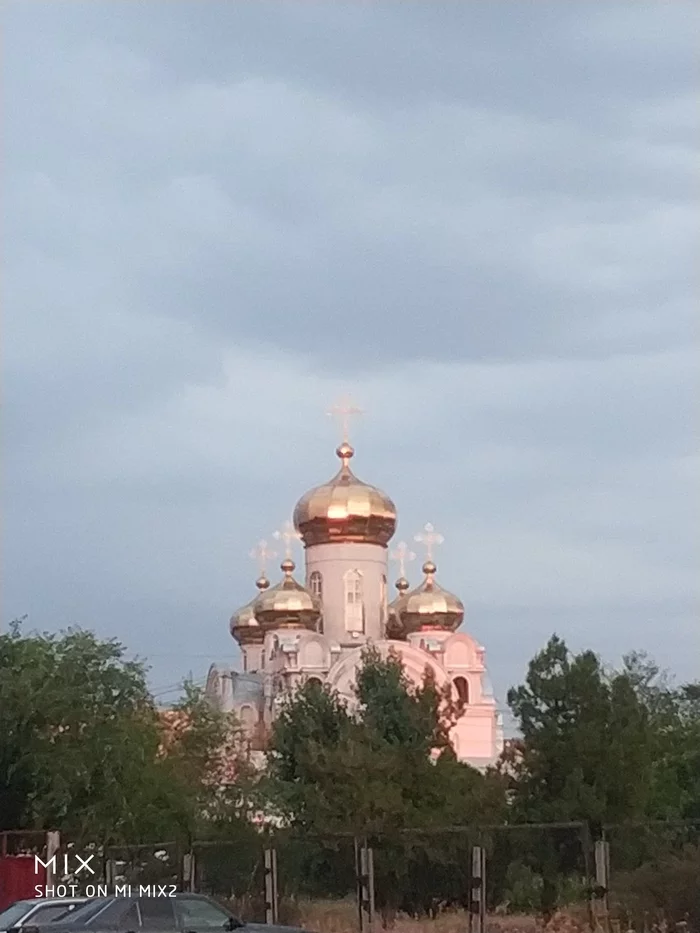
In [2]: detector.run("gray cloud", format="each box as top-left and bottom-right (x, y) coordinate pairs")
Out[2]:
(3, 1), (698, 711)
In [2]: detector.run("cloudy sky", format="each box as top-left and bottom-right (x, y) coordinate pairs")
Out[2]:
(4, 2), (698, 715)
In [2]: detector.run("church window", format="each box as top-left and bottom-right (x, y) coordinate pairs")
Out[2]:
(344, 569), (365, 633)
(309, 571), (323, 600)
(453, 676), (469, 704)
(379, 574), (387, 627)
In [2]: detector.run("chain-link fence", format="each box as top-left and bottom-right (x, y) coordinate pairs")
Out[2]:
(6, 822), (699, 931)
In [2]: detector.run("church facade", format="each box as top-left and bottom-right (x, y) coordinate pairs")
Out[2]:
(205, 433), (503, 769)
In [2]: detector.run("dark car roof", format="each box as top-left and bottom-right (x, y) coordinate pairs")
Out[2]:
(17, 895), (312, 933)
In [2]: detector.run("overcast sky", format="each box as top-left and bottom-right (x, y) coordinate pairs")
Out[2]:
(3, 2), (698, 713)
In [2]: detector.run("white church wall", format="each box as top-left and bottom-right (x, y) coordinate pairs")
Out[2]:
(304, 541), (389, 647)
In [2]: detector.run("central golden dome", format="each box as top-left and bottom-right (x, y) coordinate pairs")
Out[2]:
(293, 443), (397, 547)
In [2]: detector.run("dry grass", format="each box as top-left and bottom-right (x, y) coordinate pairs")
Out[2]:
(291, 899), (591, 933)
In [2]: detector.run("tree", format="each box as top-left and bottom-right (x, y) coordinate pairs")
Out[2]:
(0, 621), (162, 837)
(621, 653), (700, 819)
(265, 649), (506, 922)
(506, 635), (654, 826)
(504, 636), (657, 915)
(0, 622), (248, 843)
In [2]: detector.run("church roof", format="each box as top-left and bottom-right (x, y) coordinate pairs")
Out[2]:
(293, 442), (396, 547)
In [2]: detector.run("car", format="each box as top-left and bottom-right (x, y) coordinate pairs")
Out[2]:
(14, 893), (312, 933)
(0, 899), (88, 933)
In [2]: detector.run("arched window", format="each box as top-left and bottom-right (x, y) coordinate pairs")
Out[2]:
(306, 676), (323, 689)
(309, 572), (324, 633)
(309, 571), (323, 601)
(238, 704), (256, 735)
(344, 569), (365, 633)
(379, 574), (387, 628)
(453, 676), (469, 705)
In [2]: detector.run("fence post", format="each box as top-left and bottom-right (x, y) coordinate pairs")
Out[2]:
(45, 832), (60, 891)
(469, 846), (486, 933)
(263, 847), (278, 925)
(182, 851), (196, 893)
(593, 839), (610, 930)
(355, 838), (374, 933)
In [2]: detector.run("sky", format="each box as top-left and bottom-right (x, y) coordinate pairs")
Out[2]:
(3, 2), (699, 716)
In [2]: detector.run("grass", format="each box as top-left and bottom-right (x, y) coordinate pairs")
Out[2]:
(287, 899), (591, 933)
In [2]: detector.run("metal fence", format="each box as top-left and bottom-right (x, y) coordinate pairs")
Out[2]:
(15, 821), (699, 932)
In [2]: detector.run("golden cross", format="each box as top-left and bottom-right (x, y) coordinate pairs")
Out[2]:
(249, 539), (276, 575)
(326, 396), (364, 444)
(273, 520), (302, 559)
(414, 523), (444, 560)
(390, 541), (416, 577)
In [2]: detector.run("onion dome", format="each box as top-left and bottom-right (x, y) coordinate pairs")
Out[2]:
(397, 561), (464, 634)
(253, 559), (321, 631)
(385, 575), (410, 639)
(229, 575), (269, 645)
(293, 443), (397, 547)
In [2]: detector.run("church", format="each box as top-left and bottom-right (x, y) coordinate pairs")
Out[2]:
(206, 412), (504, 769)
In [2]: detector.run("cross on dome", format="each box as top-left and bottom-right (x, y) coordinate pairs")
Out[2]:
(414, 523), (444, 561)
(273, 520), (302, 559)
(390, 541), (416, 577)
(326, 396), (364, 444)
(249, 539), (276, 575)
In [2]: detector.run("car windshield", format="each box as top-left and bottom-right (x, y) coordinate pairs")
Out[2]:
(0, 903), (32, 930)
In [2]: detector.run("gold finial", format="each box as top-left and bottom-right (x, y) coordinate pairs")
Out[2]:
(390, 541), (416, 579)
(327, 396), (364, 445)
(414, 523), (444, 561)
(249, 539), (276, 577)
(280, 558), (295, 576)
(273, 520), (302, 559)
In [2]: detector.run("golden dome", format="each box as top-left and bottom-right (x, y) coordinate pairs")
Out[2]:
(253, 559), (321, 631)
(397, 561), (464, 634)
(230, 575), (269, 646)
(385, 576), (411, 640)
(293, 443), (397, 547)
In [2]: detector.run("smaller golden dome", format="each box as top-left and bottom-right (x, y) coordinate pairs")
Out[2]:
(397, 561), (464, 634)
(230, 575), (269, 645)
(293, 443), (397, 547)
(385, 576), (411, 640)
(253, 559), (321, 631)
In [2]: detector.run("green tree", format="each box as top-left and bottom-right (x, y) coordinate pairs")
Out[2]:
(622, 652), (700, 819)
(506, 635), (654, 826)
(265, 648), (506, 921)
(0, 622), (248, 844)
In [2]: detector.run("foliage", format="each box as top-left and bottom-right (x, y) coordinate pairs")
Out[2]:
(3, 617), (699, 920)
(612, 842), (700, 928)
(0, 621), (247, 843)
(266, 648), (507, 919)
(267, 647), (504, 836)
(505, 635), (654, 826)
(504, 635), (700, 915)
